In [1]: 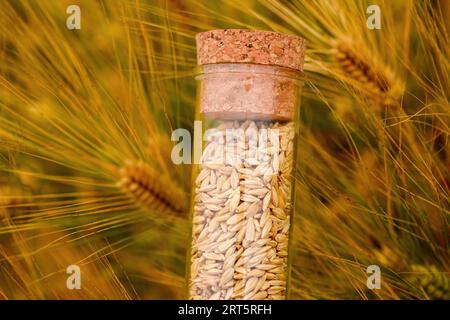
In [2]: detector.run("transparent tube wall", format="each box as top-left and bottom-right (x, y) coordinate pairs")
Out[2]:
(188, 63), (302, 300)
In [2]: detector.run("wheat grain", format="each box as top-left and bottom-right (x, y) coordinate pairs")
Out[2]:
(189, 120), (294, 300)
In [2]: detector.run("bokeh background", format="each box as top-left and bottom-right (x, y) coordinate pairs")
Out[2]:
(0, 0), (448, 299)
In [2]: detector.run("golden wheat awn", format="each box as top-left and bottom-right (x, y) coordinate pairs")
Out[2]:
(0, 230), (138, 299)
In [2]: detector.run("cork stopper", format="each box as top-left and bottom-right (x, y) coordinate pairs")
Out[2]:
(196, 29), (306, 72)
(196, 29), (305, 121)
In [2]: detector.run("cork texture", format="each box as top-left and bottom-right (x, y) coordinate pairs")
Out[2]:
(196, 29), (306, 71)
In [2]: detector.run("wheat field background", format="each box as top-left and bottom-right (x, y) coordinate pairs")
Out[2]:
(0, 0), (448, 299)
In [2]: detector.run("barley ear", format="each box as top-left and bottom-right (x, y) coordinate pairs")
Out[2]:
(117, 160), (187, 214)
(409, 265), (450, 300)
(332, 37), (403, 107)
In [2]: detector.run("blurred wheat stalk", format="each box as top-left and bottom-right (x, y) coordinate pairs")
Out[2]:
(0, 0), (448, 299)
